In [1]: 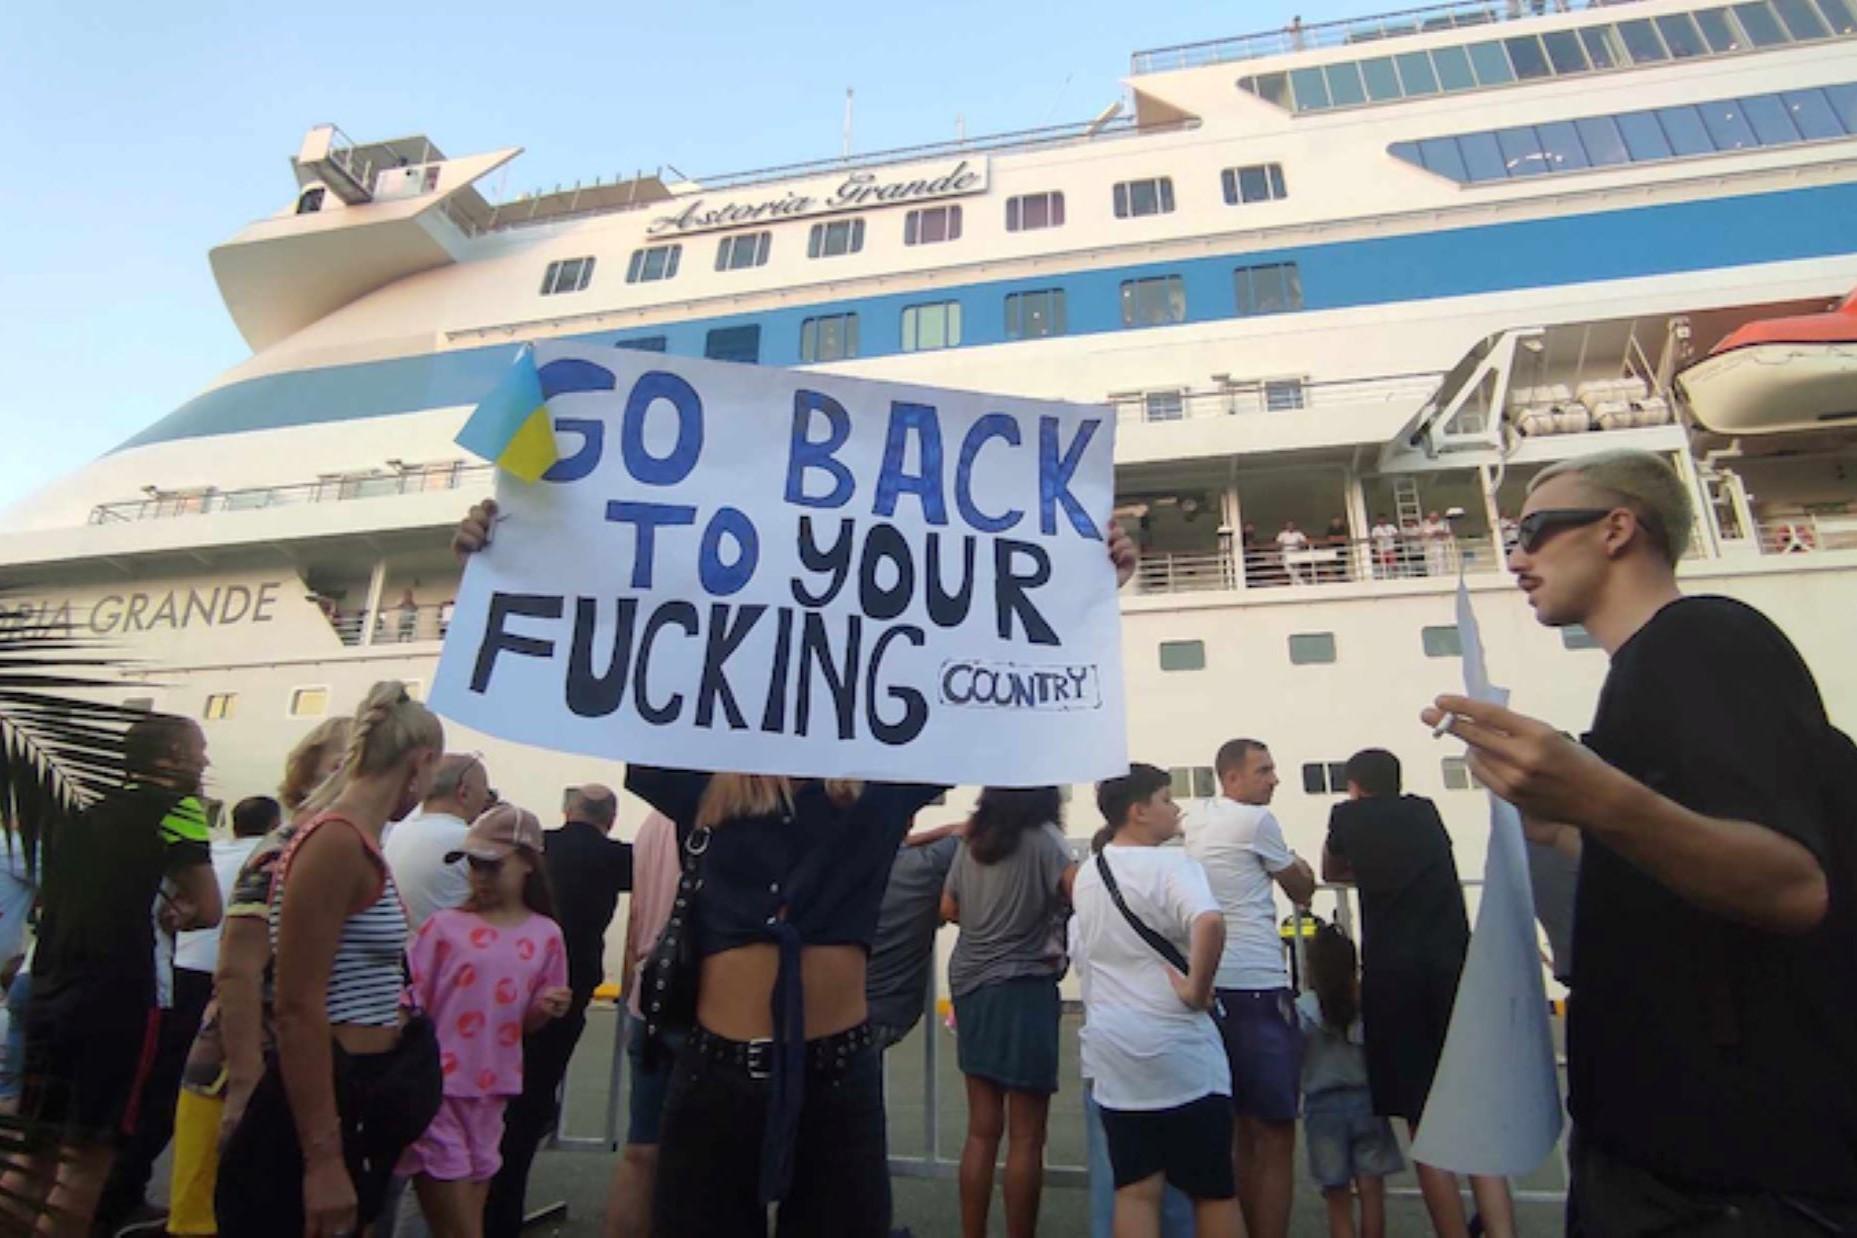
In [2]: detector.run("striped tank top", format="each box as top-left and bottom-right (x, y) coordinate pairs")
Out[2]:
(271, 814), (408, 1027)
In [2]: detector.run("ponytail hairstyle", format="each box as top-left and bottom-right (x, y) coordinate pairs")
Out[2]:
(301, 681), (443, 815)
(1305, 923), (1361, 1035)
(279, 716), (355, 813)
(966, 786), (1063, 865)
(695, 774), (861, 831)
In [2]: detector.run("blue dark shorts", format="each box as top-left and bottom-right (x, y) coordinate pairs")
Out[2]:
(1304, 1086), (1405, 1190)
(953, 975), (1061, 1094)
(625, 1019), (684, 1146)
(1215, 987), (1303, 1122)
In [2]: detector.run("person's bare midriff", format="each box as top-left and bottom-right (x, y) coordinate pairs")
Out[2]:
(697, 943), (869, 1041)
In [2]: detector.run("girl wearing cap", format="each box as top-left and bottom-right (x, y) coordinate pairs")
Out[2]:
(399, 803), (572, 1238)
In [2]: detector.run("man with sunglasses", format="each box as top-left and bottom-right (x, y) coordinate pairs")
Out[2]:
(1423, 449), (1855, 1231)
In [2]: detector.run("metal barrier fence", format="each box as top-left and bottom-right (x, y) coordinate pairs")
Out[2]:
(547, 880), (1569, 1206)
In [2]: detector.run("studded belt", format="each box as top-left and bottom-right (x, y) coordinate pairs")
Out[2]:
(690, 1021), (876, 1082)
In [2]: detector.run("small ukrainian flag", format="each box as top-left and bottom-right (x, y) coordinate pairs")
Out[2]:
(456, 346), (558, 483)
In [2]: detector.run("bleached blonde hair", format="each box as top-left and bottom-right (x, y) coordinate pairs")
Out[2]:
(301, 681), (443, 814)
(279, 717), (354, 812)
(1529, 450), (1693, 565)
(695, 775), (861, 830)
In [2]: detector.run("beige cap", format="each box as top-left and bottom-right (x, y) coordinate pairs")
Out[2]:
(446, 803), (543, 864)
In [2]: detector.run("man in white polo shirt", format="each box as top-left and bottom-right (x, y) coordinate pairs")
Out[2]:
(382, 753), (491, 931)
(1183, 738), (1316, 1238)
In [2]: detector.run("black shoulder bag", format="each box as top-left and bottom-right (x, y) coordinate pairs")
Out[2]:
(640, 823), (711, 1069)
(1093, 850), (1227, 1024)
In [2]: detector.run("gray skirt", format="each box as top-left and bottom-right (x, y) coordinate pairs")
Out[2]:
(953, 975), (1061, 1094)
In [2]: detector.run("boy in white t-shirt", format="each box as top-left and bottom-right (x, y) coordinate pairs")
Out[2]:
(1073, 764), (1243, 1238)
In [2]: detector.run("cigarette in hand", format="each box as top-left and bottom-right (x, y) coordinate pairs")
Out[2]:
(1431, 712), (1458, 739)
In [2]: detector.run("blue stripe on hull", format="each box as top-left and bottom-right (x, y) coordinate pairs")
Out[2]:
(120, 180), (1857, 451)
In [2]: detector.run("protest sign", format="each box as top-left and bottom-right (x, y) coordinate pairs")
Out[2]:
(430, 343), (1127, 785)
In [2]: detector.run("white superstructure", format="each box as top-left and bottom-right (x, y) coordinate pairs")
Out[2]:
(5, 0), (1856, 900)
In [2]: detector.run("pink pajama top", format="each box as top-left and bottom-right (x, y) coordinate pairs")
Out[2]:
(405, 907), (568, 1098)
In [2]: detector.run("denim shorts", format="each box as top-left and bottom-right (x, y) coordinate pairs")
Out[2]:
(1215, 987), (1303, 1122)
(625, 1019), (683, 1146)
(1304, 1086), (1405, 1190)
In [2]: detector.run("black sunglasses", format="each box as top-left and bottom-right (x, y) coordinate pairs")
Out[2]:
(466, 855), (505, 874)
(1514, 508), (1615, 553)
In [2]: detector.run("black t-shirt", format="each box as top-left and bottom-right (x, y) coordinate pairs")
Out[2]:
(866, 835), (960, 1031)
(1574, 595), (1857, 1196)
(1325, 794), (1469, 975)
(542, 821), (634, 1008)
(32, 786), (211, 1013)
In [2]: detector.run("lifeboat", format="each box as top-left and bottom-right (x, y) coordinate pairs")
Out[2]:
(1676, 291), (1857, 434)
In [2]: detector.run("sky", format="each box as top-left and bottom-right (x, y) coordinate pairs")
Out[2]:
(0, 0), (1390, 516)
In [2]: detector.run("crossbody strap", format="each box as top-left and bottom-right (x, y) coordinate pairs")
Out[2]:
(1094, 850), (1189, 973)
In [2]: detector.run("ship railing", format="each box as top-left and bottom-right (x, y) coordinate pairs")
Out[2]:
(87, 462), (495, 525)
(1131, 533), (1505, 596)
(546, 878), (1570, 1205)
(322, 601), (457, 648)
(1112, 372), (1445, 426)
(1131, 0), (1618, 73)
(1750, 512), (1857, 556)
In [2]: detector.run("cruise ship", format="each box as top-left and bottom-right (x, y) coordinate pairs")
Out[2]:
(4, 0), (1856, 894)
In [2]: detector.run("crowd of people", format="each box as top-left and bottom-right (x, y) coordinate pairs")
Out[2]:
(1, 448), (1852, 1238)
(1241, 514), (1462, 587)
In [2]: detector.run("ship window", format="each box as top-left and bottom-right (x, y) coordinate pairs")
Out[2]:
(1657, 105), (1715, 155)
(1239, 72), (1294, 109)
(1431, 44), (1477, 91)
(1288, 66), (1331, 111)
(1655, 13), (1709, 57)
(1502, 36), (1552, 80)
(1288, 632), (1336, 665)
(1360, 56), (1404, 100)
(1700, 100), (1759, 149)
(1222, 163), (1288, 205)
(289, 687), (330, 719)
(1740, 94), (1801, 143)
(1458, 131), (1509, 181)
(1562, 624), (1601, 650)
(1540, 30), (1590, 74)
(1171, 767), (1217, 800)
(1159, 640), (1206, 672)
(800, 313), (859, 363)
(1418, 137), (1469, 181)
(1004, 288), (1067, 340)
(626, 244), (681, 284)
(1113, 177), (1176, 218)
(1442, 756), (1477, 790)
(1394, 50), (1441, 95)
(1324, 62), (1368, 108)
(715, 231), (771, 271)
(1816, 0), (1857, 33)
(1536, 121), (1591, 171)
(1005, 191), (1065, 232)
(1302, 762), (1350, 795)
(1234, 262), (1303, 316)
(1264, 378), (1306, 412)
(1576, 115), (1632, 166)
(904, 204), (962, 246)
(1143, 390), (1185, 422)
(1120, 276), (1186, 327)
(1466, 40), (1515, 85)
(614, 335), (667, 352)
(1772, 0), (1832, 36)
(1693, 7), (1748, 52)
(900, 301), (962, 352)
(1782, 88), (1845, 138)
(704, 324), (761, 364)
(1579, 25), (1626, 68)
(1422, 625), (1463, 658)
(123, 697), (155, 712)
(1828, 84), (1857, 131)
(806, 218), (865, 258)
(1497, 126), (1550, 177)
(540, 256), (595, 295)
(1618, 110), (1675, 160)
(1616, 18), (1670, 61)
(296, 186), (326, 215)
(203, 693), (237, 721)
(1732, 1), (1791, 44)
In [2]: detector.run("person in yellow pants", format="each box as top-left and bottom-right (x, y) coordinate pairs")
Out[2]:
(167, 1083), (226, 1235)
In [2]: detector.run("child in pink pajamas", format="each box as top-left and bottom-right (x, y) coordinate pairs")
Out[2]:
(400, 804), (571, 1238)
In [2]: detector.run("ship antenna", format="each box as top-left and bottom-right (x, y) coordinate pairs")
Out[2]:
(842, 88), (854, 160)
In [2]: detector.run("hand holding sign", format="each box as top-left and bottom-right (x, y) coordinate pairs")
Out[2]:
(432, 345), (1129, 786)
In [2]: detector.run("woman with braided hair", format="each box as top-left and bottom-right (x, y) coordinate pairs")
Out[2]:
(217, 682), (446, 1238)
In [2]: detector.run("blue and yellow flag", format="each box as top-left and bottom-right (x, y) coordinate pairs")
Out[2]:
(456, 346), (557, 483)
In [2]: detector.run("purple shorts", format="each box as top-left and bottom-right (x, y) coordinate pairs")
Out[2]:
(1215, 988), (1303, 1122)
(398, 1095), (507, 1182)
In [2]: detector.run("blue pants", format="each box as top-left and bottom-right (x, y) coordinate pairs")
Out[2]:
(1084, 1081), (1195, 1238)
